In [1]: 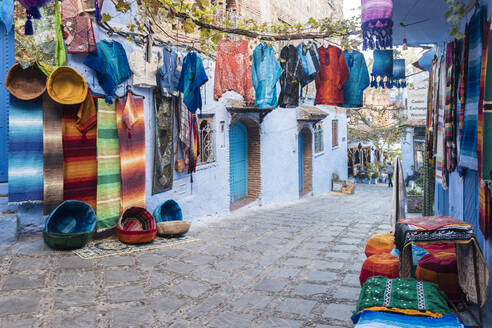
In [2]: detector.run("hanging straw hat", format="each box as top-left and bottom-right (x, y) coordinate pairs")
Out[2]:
(47, 66), (88, 105)
(5, 63), (47, 100)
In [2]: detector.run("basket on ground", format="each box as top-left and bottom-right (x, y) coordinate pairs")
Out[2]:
(43, 200), (96, 250)
(116, 207), (157, 244)
(153, 200), (191, 237)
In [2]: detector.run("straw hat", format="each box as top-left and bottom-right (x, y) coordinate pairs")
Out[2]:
(5, 63), (47, 100)
(47, 66), (88, 105)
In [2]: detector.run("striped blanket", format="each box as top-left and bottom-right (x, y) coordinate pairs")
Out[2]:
(116, 92), (146, 212)
(459, 6), (486, 170)
(62, 93), (97, 210)
(42, 93), (64, 215)
(96, 99), (121, 232)
(353, 310), (465, 328)
(436, 57), (447, 188)
(8, 96), (43, 204)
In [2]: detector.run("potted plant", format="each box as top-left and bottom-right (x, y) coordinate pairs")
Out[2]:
(372, 171), (379, 184)
(332, 172), (344, 192)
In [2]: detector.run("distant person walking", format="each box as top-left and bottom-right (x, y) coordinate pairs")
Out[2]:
(386, 162), (394, 187)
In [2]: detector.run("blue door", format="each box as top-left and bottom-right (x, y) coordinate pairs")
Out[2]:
(229, 122), (248, 203)
(298, 132), (303, 191)
(0, 26), (15, 181)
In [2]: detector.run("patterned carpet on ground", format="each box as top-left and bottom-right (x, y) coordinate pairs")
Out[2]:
(73, 236), (199, 259)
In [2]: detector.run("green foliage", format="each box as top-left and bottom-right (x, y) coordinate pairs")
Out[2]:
(444, 0), (466, 39)
(114, 0), (131, 12)
(332, 172), (342, 182)
(101, 13), (112, 23)
(407, 188), (423, 196)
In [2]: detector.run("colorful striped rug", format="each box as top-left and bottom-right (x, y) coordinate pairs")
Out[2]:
(42, 93), (64, 215)
(116, 92), (146, 211)
(96, 99), (121, 232)
(62, 93), (97, 210)
(459, 6), (486, 170)
(8, 96), (43, 204)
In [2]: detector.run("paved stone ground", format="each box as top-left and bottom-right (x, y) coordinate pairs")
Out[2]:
(0, 184), (392, 328)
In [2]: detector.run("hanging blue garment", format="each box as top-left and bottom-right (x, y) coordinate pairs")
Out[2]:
(178, 52), (208, 114)
(159, 48), (183, 97)
(392, 59), (406, 88)
(84, 40), (131, 102)
(0, 0), (14, 34)
(251, 42), (283, 109)
(342, 50), (370, 107)
(296, 41), (320, 87)
(371, 49), (393, 89)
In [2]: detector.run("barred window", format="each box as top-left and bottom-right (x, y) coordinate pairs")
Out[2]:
(198, 117), (215, 165)
(314, 123), (324, 153)
(332, 120), (339, 148)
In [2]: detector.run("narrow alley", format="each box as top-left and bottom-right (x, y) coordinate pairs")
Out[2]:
(0, 184), (392, 328)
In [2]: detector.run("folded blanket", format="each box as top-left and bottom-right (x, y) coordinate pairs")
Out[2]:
(353, 310), (465, 327)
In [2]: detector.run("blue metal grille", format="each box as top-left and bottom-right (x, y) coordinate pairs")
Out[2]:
(229, 122), (248, 204)
(0, 25), (14, 181)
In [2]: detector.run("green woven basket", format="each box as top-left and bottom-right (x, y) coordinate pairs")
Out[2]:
(43, 230), (95, 250)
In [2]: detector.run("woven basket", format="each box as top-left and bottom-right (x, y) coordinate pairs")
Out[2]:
(116, 207), (157, 244)
(157, 221), (191, 237)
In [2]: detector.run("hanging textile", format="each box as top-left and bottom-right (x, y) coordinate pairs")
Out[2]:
(178, 52), (208, 114)
(8, 96), (43, 204)
(62, 93), (97, 210)
(0, 0), (14, 34)
(314, 45), (349, 105)
(436, 57), (447, 188)
(361, 0), (393, 50)
(17, 0), (51, 35)
(214, 39), (255, 105)
(153, 91), (174, 194)
(459, 6), (486, 170)
(278, 44), (305, 108)
(342, 50), (370, 108)
(251, 42), (283, 109)
(158, 48), (183, 98)
(175, 97), (192, 171)
(296, 41), (320, 87)
(116, 91), (146, 211)
(391, 59), (406, 88)
(445, 42), (457, 173)
(459, 25), (470, 153)
(482, 26), (492, 182)
(84, 40), (131, 101)
(128, 49), (160, 88)
(423, 59), (436, 216)
(478, 20), (491, 238)
(42, 93), (64, 215)
(61, 0), (97, 54)
(96, 99), (121, 232)
(371, 50), (393, 89)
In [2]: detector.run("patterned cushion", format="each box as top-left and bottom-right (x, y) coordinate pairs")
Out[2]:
(360, 253), (399, 287)
(365, 233), (395, 257)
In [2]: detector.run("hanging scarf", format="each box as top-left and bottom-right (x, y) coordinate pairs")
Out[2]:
(176, 96), (191, 170)
(116, 91), (146, 212)
(8, 96), (43, 204)
(361, 0), (393, 50)
(153, 91), (174, 194)
(61, 0), (97, 54)
(0, 0), (14, 34)
(371, 50), (393, 88)
(96, 98), (121, 232)
(436, 57), (447, 188)
(18, 0), (51, 35)
(445, 43), (457, 173)
(391, 59), (406, 88)
(62, 92), (97, 210)
(478, 19), (491, 238)
(42, 93), (64, 216)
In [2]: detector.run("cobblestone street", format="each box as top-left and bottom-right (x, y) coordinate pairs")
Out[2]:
(0, 184), (392, 328)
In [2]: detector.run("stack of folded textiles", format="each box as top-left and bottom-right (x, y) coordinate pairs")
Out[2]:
(352, 276), (465, 328)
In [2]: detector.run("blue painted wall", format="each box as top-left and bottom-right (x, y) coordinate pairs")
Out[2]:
(0, 25), (14, 182)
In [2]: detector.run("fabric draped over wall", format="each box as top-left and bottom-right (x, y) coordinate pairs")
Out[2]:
(153, 91), (174, 194)
(42, 93), (64, 215)
(61, 0), (97, 54)
(116, 92), (146, 212)
(96, 98), (121, 232)
(8, 96), (43, 204)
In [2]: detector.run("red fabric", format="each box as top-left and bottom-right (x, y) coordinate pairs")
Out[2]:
(365, 232), (395, 257)
(214, 39), (255, 105)
(314, 46), (349, 105)
(415, 243), (455, 254)
(397, 216), (472, 230)
(360, 253), (399, 287)
(61, 0), (97, 54)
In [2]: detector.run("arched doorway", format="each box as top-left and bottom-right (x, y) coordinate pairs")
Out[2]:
(299, 126), (313, 195)
(230, 121), (248, 204)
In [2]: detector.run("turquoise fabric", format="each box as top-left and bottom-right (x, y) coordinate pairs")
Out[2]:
(251, 42), (283, 109)
(178, 52), (208, 114)
(342, 50), (370, 107)
(84, 40), (131, 102)
(0, 0), (13, 34)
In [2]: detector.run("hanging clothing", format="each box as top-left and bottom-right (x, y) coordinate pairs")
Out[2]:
(62, 94), (97, 210)
(128, 49), (160, 88)
(459, 6), (486, 170)
(214, 39), (255, 105)
(116, 92), (146, 211)
(84, 40), (131, 101)
(436, 57), (447, 188)
(61, 0), (97, 54)
(296, 41), (320, 87)
(178, 52), (208, 114)
(371, 49), (393, 89)
(444, 42), (457, 173)
(361, 0), (393, 50)
(0, 0), (14, 34)
(251, 42), (283, 109)
(158, 48), (183, 97)
(153, 91), (174, 194)
(278, 44), (305, 108)
(342, 50), (370, 108)
(314, 46), (349, 106)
